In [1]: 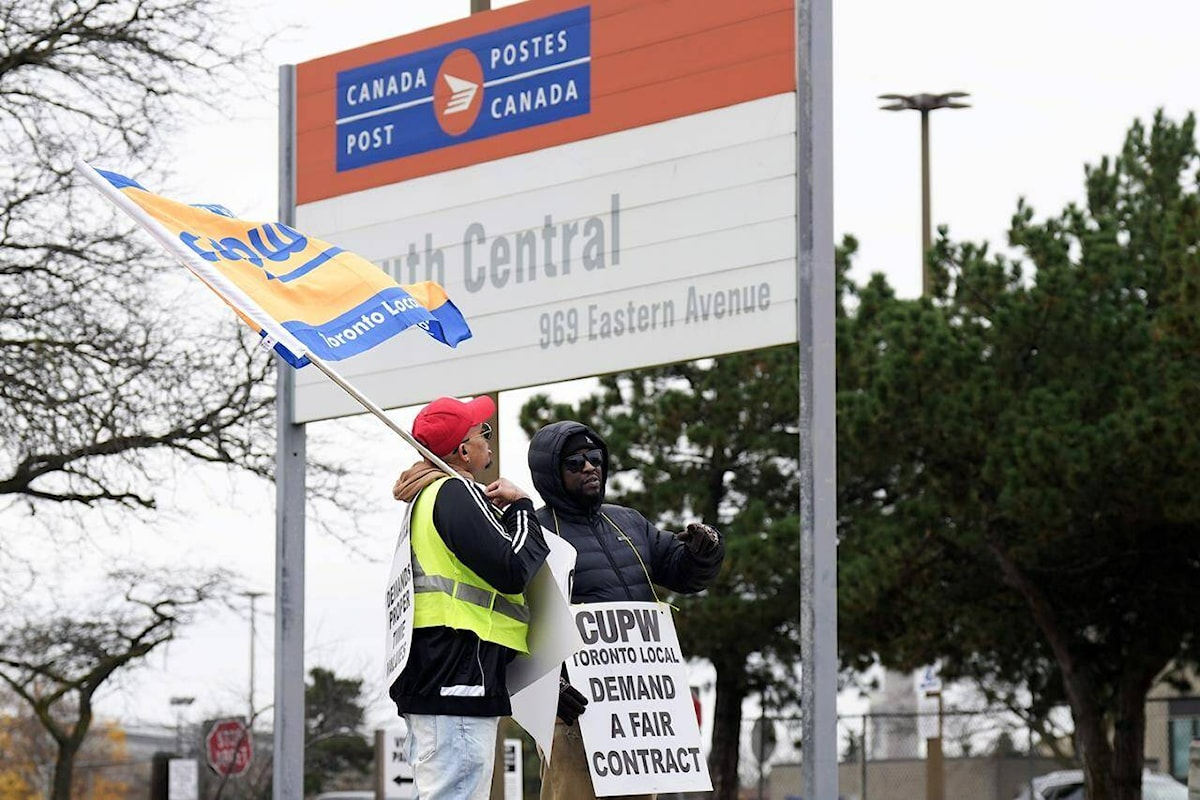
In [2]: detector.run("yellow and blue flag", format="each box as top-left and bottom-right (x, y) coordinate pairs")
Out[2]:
(88, 167), (471, 368)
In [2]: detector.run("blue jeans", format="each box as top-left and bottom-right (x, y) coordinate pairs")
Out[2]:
(405, 713), (499, 800)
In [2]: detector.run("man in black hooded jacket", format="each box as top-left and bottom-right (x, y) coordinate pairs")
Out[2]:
(528, 420), (724, 800)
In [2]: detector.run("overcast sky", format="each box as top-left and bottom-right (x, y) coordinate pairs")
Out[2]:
(84, 0), (1200, 740)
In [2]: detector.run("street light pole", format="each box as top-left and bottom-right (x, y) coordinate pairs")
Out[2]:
(242, 590), (266, 729)
(921, 107), (932, 261)
(169, 696), (195, 755)
(879, 92), (968, 800)
(879, 91), (970, 296)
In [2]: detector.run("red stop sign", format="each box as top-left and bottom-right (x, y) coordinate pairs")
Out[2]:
(205, 718), (253, 777)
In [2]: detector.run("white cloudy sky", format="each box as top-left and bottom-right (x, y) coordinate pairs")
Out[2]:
(76, 0), (1200, 738)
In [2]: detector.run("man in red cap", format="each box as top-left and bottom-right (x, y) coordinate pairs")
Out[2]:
(389, 395), (549, 799)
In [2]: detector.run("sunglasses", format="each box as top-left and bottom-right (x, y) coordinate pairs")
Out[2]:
(562, 448), (603, 473)
(461, 422), (493, 444)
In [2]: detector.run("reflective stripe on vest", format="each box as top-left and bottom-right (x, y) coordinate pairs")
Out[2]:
(409, 477), (530, 653)
(410, 567), (531, 624)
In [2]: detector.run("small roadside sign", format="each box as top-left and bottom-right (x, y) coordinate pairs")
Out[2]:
(168, 758), (198, 800)
(502, 738), (522, 800)
(751, 717), (777, 764)
(918, 664), (942, 695)
(375, 723), (415, 799)
(204, 718), (252, 777)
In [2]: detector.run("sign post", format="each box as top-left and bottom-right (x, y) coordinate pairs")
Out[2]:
(919, 665), (945, 800)
(752, 716), (777, 800)
(795, 0), (837, 795)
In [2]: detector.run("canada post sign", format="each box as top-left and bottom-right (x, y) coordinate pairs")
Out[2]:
(336, 7), (591, 172)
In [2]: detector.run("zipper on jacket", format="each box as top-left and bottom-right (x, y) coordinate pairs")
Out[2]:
(591, 512), (634, 597)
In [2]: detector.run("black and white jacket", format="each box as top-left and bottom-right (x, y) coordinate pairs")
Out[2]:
(389, 472), (548, 717)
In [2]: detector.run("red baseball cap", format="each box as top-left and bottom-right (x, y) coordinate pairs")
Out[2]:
(412, 395), (496, 457)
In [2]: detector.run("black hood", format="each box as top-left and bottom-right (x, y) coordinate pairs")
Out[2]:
(528, 420), (609, 515)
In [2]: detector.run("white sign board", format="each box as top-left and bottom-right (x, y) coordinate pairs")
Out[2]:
(384, 504), (415, 688)
(293, 0), (798, 424)
(381, 723), (415, 799)
(565, 601), (711, 796)
(293, 95), (796, 422)
(167, 758), (198, 800)
(916, 664), (943, 741)
(508, 532), (584, 762)
(918, 663), (942, 694)
(502, 738), (523, 800)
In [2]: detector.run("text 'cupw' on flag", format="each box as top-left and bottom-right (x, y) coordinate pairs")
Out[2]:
(80, 164), (471, 368)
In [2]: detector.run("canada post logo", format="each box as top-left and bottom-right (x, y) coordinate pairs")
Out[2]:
(336, 7), (591, 172)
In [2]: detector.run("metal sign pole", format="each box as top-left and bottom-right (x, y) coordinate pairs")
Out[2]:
(273, 63), (307, 800)
(796, 0), (837, 797)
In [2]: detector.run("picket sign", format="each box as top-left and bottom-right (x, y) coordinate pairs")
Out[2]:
(567, 601), (712, 796)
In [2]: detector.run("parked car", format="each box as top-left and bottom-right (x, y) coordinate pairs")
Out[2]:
(1014, 769), (1188, 800)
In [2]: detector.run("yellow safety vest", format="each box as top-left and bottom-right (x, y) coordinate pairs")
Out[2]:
(409, 477), (531, 653)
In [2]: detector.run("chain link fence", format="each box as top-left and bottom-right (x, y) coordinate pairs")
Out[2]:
(3, 699), (1196, 798)
(750, 698), (1189, 800)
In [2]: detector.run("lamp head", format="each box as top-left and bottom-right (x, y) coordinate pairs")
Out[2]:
(879, 91), (971, 112)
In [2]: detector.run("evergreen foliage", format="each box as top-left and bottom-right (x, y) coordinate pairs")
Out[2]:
(837, 111), (1200, 800)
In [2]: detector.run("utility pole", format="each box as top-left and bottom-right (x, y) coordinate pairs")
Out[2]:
(878, 91), (971, 295)
(242, 590), (267, 729)
(874, 95), (971, 794)
(169, 696), (195, 755)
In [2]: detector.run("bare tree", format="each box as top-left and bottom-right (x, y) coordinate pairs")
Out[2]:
(0, 686), (136, 799)
(0, 1), (361, 539)
(0, 0), (281, 509)
(0, 569), (232, 800)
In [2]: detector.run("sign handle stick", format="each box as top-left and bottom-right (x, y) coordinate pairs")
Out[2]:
(304, 353), (456, 475)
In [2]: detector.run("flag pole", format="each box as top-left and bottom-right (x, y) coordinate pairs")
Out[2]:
(75, 159), (458, 476)
(303, 354), (457, 475)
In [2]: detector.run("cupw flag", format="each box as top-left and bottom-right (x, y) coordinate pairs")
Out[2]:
(79, 163), (471, 368)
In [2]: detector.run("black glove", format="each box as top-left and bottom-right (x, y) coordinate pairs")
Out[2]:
(557, 676), (588, 725)
(678, 522), (721, 557)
